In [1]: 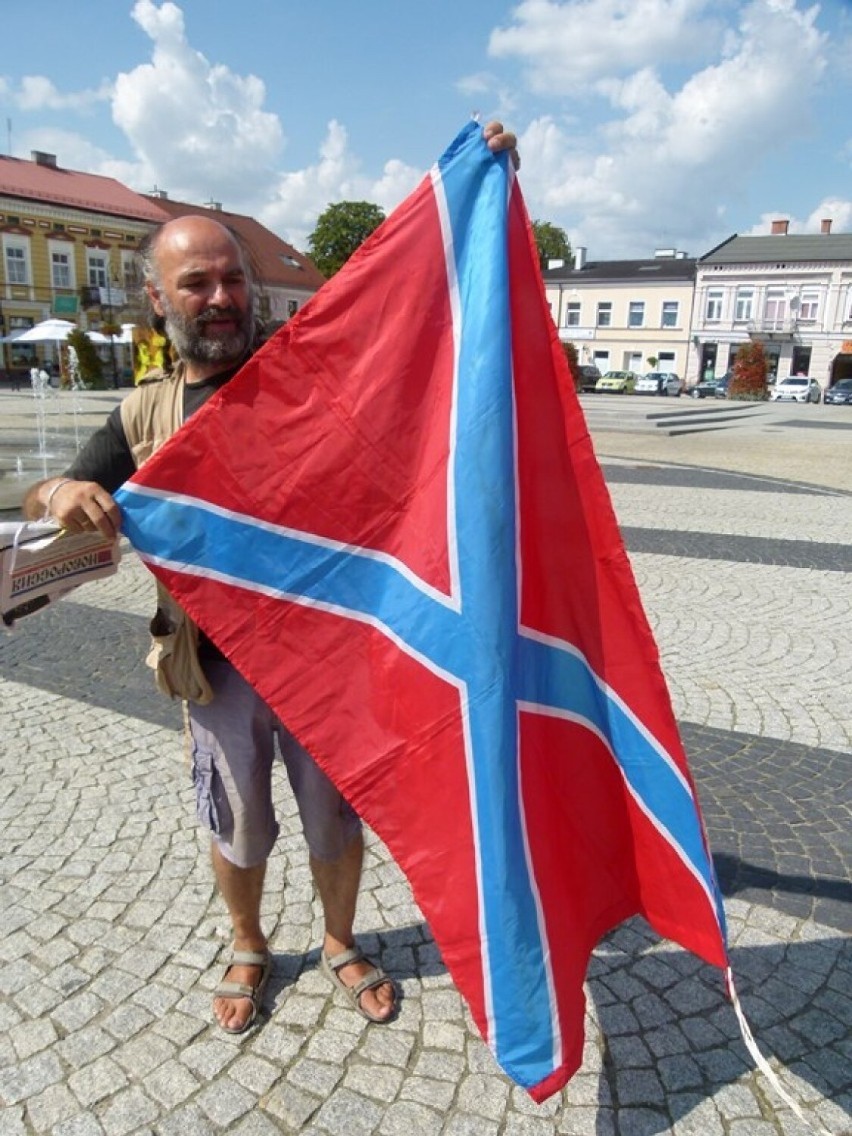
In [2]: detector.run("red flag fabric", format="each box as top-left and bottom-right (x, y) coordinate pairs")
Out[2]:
(116, 121), (728, 1100)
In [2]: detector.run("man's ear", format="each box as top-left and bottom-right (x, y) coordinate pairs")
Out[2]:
(146, 281), (165, 318)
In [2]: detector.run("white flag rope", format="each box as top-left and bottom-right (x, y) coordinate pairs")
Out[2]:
(726, 967), (836, 1136)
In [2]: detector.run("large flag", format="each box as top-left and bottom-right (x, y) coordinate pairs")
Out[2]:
(116, 121), (729, 1101)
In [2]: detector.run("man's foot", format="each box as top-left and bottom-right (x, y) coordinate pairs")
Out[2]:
(213, 947), (272, 1034)
(320, 945), (397, 1022)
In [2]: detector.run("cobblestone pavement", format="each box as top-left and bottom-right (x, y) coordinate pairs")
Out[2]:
(0, 390), (850, 1135)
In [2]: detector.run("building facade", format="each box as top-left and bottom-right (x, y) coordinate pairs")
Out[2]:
(691, 222), (852, 389)
(1, 150), (325, 382)
(542, 249), (696, 378)
(0, 150), (170, 376)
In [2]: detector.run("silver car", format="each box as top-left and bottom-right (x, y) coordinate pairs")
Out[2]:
(769, 376), (822, 403)
(635, 371), (682, 397)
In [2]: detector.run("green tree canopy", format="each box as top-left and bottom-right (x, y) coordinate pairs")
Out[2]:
(307, 201), (386, 278)
(531, 220), (572, 268)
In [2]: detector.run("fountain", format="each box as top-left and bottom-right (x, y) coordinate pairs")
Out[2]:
(0, 356), (90, 514)
(30, 366), (53, 480)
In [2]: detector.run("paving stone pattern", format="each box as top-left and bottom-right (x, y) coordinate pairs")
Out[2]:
(0, 391), (849, 1134)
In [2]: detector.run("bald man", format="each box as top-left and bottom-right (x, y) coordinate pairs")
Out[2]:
(24, 121), (518, 1037)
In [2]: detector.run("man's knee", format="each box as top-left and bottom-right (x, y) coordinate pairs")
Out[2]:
(304, 801), (362, 862)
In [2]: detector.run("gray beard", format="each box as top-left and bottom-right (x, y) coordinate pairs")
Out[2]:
(161, 300), (255, 367)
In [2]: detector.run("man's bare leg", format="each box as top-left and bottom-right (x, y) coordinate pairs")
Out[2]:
(210, 844), (268, 1032)
(311, 832), (395, 1020)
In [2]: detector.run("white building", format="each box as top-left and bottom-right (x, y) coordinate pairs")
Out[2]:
(542, 248), (696, 378)
(692, 222), (852, 390)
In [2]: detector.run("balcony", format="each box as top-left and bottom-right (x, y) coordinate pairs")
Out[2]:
(746, 317), (798, 339)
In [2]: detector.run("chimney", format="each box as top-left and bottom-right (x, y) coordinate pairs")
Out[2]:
(573, 246), (587, 270)
(205, 199), (223, 212)
(546, 258), (564, 269)
(821, 218), (832, 234)
(31, 150), (57, 168)
(770, 219), (789, 235)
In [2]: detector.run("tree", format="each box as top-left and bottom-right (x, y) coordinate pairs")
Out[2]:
(307, 201), (386, 278)
(561, 341), (582, 392)
(730, 340), (769, 400)
(66, 329), (103, 390)
(531, 220), (572, 269)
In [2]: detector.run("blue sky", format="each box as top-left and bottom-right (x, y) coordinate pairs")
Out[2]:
(2, 0), (851, 258)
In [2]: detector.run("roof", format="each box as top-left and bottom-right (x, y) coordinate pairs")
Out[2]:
(701, 233), (852, 265)
(0, 154), (170, 224)
(542, 256), (696, 284)
(143, 196), (326, 291)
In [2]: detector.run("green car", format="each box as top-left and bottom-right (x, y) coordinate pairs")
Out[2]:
(595, 370), (637, 394)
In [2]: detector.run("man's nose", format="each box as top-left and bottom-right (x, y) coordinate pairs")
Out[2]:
(208, 280), (234, 307)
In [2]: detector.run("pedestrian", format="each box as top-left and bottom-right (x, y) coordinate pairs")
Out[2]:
(23, 120), (518, 1036)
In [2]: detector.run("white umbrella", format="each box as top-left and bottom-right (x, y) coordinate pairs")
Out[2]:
(12, 318), (107, 344)
(12, 318), (78, 343)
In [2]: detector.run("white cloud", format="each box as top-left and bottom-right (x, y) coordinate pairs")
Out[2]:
(456, 72), (496, 96)
(110, 0), (284, 209)
(489, 0), (721, 94)
(745, 200), (852, 236)
(259, 121), (422, 251)
(12, 76), (112, 113)
(511, 0), (831, 256)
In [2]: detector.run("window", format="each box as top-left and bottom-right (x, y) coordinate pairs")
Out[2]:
(705, 289), (723, 321)
(87, 251), (108, 289)
(5, 242), (28, 285)
(661, 301), (679, 327)
(734, 288), (754, 321)
(764, 288), (786, 325)
(798, 290), (819, 322)
(628, 301), (644, 328)
(51, 250), (72, 289)
(287, 299), (298, 318)
(596, 302), (612, 327)
(563, 302), (580, 327)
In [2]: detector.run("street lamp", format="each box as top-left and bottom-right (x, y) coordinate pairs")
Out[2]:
(103, 274), (121, 389)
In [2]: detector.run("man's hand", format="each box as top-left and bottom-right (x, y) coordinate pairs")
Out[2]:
(25, 477), (121, 540)
(483, 120), (520, 170)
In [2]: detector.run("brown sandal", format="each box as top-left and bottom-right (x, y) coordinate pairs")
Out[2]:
(213, 948), (272, 1035)
(320, 946), (396, 1023)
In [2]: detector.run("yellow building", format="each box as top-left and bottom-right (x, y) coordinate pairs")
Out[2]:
(1, 150), (324, 386)
(542, 248), (696, 380)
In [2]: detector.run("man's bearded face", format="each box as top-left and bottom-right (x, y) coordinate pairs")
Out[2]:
(159, 290), (255, 367)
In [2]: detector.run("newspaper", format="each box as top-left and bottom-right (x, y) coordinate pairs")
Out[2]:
(0, 520), (120, 627)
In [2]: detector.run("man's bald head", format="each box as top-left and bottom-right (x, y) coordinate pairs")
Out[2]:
(139, 214), (257, 380)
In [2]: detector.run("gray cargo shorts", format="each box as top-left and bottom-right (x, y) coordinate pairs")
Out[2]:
(186, 659), (361, 868)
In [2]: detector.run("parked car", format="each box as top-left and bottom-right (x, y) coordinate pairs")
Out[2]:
(635, 371), (682, 397)
(824, 378), (852, 405)
(713, 371), (733, 398)
(595, 370), (637, 394)
(769, 375), (822, 403)
(689, 375), (720, 398)
(577, 364), (602, 393)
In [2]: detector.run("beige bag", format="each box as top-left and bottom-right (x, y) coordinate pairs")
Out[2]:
(145, 584), (214, 705)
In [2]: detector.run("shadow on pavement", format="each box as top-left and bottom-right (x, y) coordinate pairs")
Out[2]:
(0, 597), (180, 732)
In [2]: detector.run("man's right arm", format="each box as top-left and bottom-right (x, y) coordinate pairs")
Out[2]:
(23, 406), (135, 538)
